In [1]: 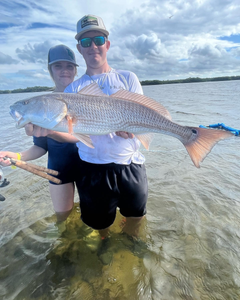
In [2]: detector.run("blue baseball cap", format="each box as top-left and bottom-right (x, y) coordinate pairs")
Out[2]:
(48, 44), (79, 66)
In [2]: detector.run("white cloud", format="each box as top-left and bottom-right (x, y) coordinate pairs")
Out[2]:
(189, 44), (225, 59)
(0, 0), (240, 90)
(15, 41), (56, 64)
(0, 52), (19, 64)
(125, 33), (169, 61)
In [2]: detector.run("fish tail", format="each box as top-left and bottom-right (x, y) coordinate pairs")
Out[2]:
(183, 127), (233, 168)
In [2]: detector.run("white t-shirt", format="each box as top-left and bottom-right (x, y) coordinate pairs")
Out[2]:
(64, 69), (145, 165)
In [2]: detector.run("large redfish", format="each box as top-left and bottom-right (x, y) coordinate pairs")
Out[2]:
(10, 83), (233, 167)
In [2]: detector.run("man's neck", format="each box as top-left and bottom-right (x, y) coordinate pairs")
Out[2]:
(86, 63), (111, 76)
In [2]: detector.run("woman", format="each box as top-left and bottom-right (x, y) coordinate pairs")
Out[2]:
(0, 44), (81, 221)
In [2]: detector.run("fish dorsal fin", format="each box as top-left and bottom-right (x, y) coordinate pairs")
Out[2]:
(72, 133), (95, 148)
(110, 90), (172, 121)
(77, 82), (106, 97)
(135, 133), (155, 150)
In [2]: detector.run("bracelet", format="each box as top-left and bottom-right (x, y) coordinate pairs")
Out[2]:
(16, 153), (22, 160)
(11, 153), (21, 169)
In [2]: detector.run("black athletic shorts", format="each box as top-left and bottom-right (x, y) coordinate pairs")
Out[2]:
(76, 161), (148, 230)
(34, 136), (82, 185)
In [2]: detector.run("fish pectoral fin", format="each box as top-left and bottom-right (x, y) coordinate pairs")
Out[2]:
(72, 133), (94, 149)
(135, 133), (155, 150)
(110, 90), (172, 121)
(77, 83), (106, 97)
(66, 115), (73, 134)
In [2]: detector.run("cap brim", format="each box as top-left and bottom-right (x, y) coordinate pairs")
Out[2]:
(75, 28), (109, 41)
(48, 59), (79, 66)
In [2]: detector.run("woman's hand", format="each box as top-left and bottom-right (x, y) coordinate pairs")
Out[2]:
(0, 151), (16, 166)
(25, 123), (53, 137)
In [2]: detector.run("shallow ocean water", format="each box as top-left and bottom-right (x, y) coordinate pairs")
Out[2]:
(0, 81), (240, 299)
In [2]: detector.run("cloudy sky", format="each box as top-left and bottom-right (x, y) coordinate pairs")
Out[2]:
(1, 0), (240, 90)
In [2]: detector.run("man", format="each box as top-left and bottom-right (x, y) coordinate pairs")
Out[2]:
(26, 14), (148, 239)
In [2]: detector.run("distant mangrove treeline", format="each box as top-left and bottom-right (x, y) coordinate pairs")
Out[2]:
(140, 75), (240, 86)
(0, 86), (54, 94)
(1, 75), (240, 94)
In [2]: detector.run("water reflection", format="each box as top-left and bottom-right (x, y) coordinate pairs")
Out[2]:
(2, 200), (240, 300)
(1, 82), (240, 299)
(1, 205), (154, 299)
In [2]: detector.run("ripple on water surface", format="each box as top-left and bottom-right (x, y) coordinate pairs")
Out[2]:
(0, 82), (240, 299)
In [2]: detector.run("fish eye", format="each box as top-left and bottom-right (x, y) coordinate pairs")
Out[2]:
(192, 129), (197, 134)
(23, 100), (29, 105)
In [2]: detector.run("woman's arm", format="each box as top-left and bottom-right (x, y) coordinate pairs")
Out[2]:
(25, 123), (79, 143)
(0, 145), (47, 167)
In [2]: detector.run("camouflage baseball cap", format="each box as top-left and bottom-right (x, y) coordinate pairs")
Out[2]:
(75, 14), (109, 41)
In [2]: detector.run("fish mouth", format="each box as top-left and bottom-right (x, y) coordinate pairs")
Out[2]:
(9, 109), (24, 128)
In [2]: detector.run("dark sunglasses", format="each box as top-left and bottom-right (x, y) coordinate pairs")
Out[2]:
(79, 36), (106, 48)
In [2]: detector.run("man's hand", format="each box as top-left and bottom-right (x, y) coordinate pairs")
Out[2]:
(25, 123), (53, 137)
(115, 131), (134, 139)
